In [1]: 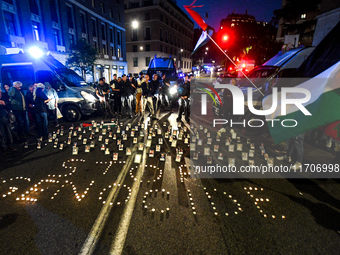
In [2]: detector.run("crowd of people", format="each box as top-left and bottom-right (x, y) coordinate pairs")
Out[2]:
(0, 72), (194, 154)
(0, 81), (59, 154)
(95, 72), (195, 122)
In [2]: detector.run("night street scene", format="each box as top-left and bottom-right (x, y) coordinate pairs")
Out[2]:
(1, 0), (340, 254)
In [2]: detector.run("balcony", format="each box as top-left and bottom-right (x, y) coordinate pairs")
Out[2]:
(56, 45), (66, 52)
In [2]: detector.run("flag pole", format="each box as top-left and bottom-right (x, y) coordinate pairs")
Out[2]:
(206, 33), (265, 97)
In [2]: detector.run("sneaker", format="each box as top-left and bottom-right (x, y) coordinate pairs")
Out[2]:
(276, 155), (291, 163)
(218, 128), (227, 133)
(292, 162), (302, 170)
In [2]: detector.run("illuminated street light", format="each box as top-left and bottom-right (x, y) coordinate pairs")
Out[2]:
(140, 46), (143, 50)
(132, 20), (139, 29)
(206, 47), (209, 50)
(180, 49), (183, 52)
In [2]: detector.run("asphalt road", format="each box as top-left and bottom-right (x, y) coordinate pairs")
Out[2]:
(1, 90), (340, 255)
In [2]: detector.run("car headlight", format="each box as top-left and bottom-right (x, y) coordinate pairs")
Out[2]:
(81, 91), (97, 102)
(170, 86), (177, 95)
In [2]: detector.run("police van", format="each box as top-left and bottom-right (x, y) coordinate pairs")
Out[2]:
(0, 51), (98, 121)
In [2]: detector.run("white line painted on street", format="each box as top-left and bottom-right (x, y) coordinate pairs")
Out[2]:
(109, 135), (148, 255)
(79, 147), (136, 255)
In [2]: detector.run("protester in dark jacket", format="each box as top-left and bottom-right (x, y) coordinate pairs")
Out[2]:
(177, 74), (190, 122)
(8, 81), (30, 139)
(0, 90), (16, 153)
(120, 74), (134, 118)
(141, 74), (156, 118)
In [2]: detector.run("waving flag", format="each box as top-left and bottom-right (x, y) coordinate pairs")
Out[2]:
(184, 0), (214, 54)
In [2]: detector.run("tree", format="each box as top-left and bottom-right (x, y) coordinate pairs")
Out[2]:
(66, 39), (98, 81)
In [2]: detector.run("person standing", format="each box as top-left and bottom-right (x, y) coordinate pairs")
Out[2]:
(159, 73), (172, 112)
(8, 81), (30, 139)
(26, 84), (36, 128)
(0, 90), (16, 154)
(177, 74), (190, 122)
(110, 74), (121, 117)
(135, 72), (144, 116)
(44, 82), (60, 127)
(141, 74), (156, 118)
(128, 74), (137, 114)
(2, 85), (11, 107)
(150, 74), (160, 112)
(120, 74), (134, 118)
(33, 83), (51, 140)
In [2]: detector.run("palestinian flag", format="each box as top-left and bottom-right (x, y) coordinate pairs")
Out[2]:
(263, 61), (340, 144)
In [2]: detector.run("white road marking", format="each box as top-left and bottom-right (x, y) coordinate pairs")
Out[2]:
(109, 134), (148, 255)
(79, 147), (136, 255)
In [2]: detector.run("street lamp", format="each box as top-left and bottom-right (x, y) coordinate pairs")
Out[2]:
(132, 20), (139, 29)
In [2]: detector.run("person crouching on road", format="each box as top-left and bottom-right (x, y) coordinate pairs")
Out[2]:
(34, 83), (51, 141)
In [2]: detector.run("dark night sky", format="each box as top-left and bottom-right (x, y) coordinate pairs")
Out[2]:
(176, 0), (283, 30)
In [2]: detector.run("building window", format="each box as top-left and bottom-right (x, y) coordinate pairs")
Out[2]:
(165, 30), (168, 42)
(170, 33), (173, 44)
(109, 27), (114, 43)
(80, 12), (87, 34)
(92, 0), (95, 8)
(101, 2), (105, 13)
(145, 57), (150, 66)
(117, 48), (121, 58)
(146, 44), (150, 51)
(110, 46), (114, 56)
(49, 0), (59, 23)
(66, 5), (74, 29)
(133, 57), (138, 67)
(160, 28), (163, 41)
(3, 11), (17, 36)
(53, 28), (60, 45)
(32, 21), (40, 41)
(145, 12), (150, 20)
(92, 19), (97, 37)
(132, 28), (138, 41)
(101, 23), (106, 41)
(29, 0), (40, 15)
(117, 12), (121, 23)
(109, 9), (113, 19)
(102, 45), (106, 55)
(145, 27), (151, 40)
(69, 34), (75, 45)
(133, 45), (137, 52)
(117, 30), (121, 46)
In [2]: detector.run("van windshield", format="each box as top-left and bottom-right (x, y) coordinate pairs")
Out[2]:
(56, 69), (87, 87)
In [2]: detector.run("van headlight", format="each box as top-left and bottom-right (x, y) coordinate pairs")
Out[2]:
(170, 85), (177, 95)
(81, 91), (97, 102)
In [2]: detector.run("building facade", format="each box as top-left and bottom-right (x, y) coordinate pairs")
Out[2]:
(0, 0), (127, 82)
(124, 0), (194, 75)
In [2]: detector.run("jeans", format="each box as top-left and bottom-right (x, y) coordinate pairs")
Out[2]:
(36, 112), (48, 137)
(159, 93), (172, 110)
(286, 133), (305, 163)
(142, 96), (155, 116)
(13, 110), (29, 137)
(178, 97), (189, 120)
(47, 108), (59, 126)
(121, 95), (133, 117)
(0, 116), (13, 149)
